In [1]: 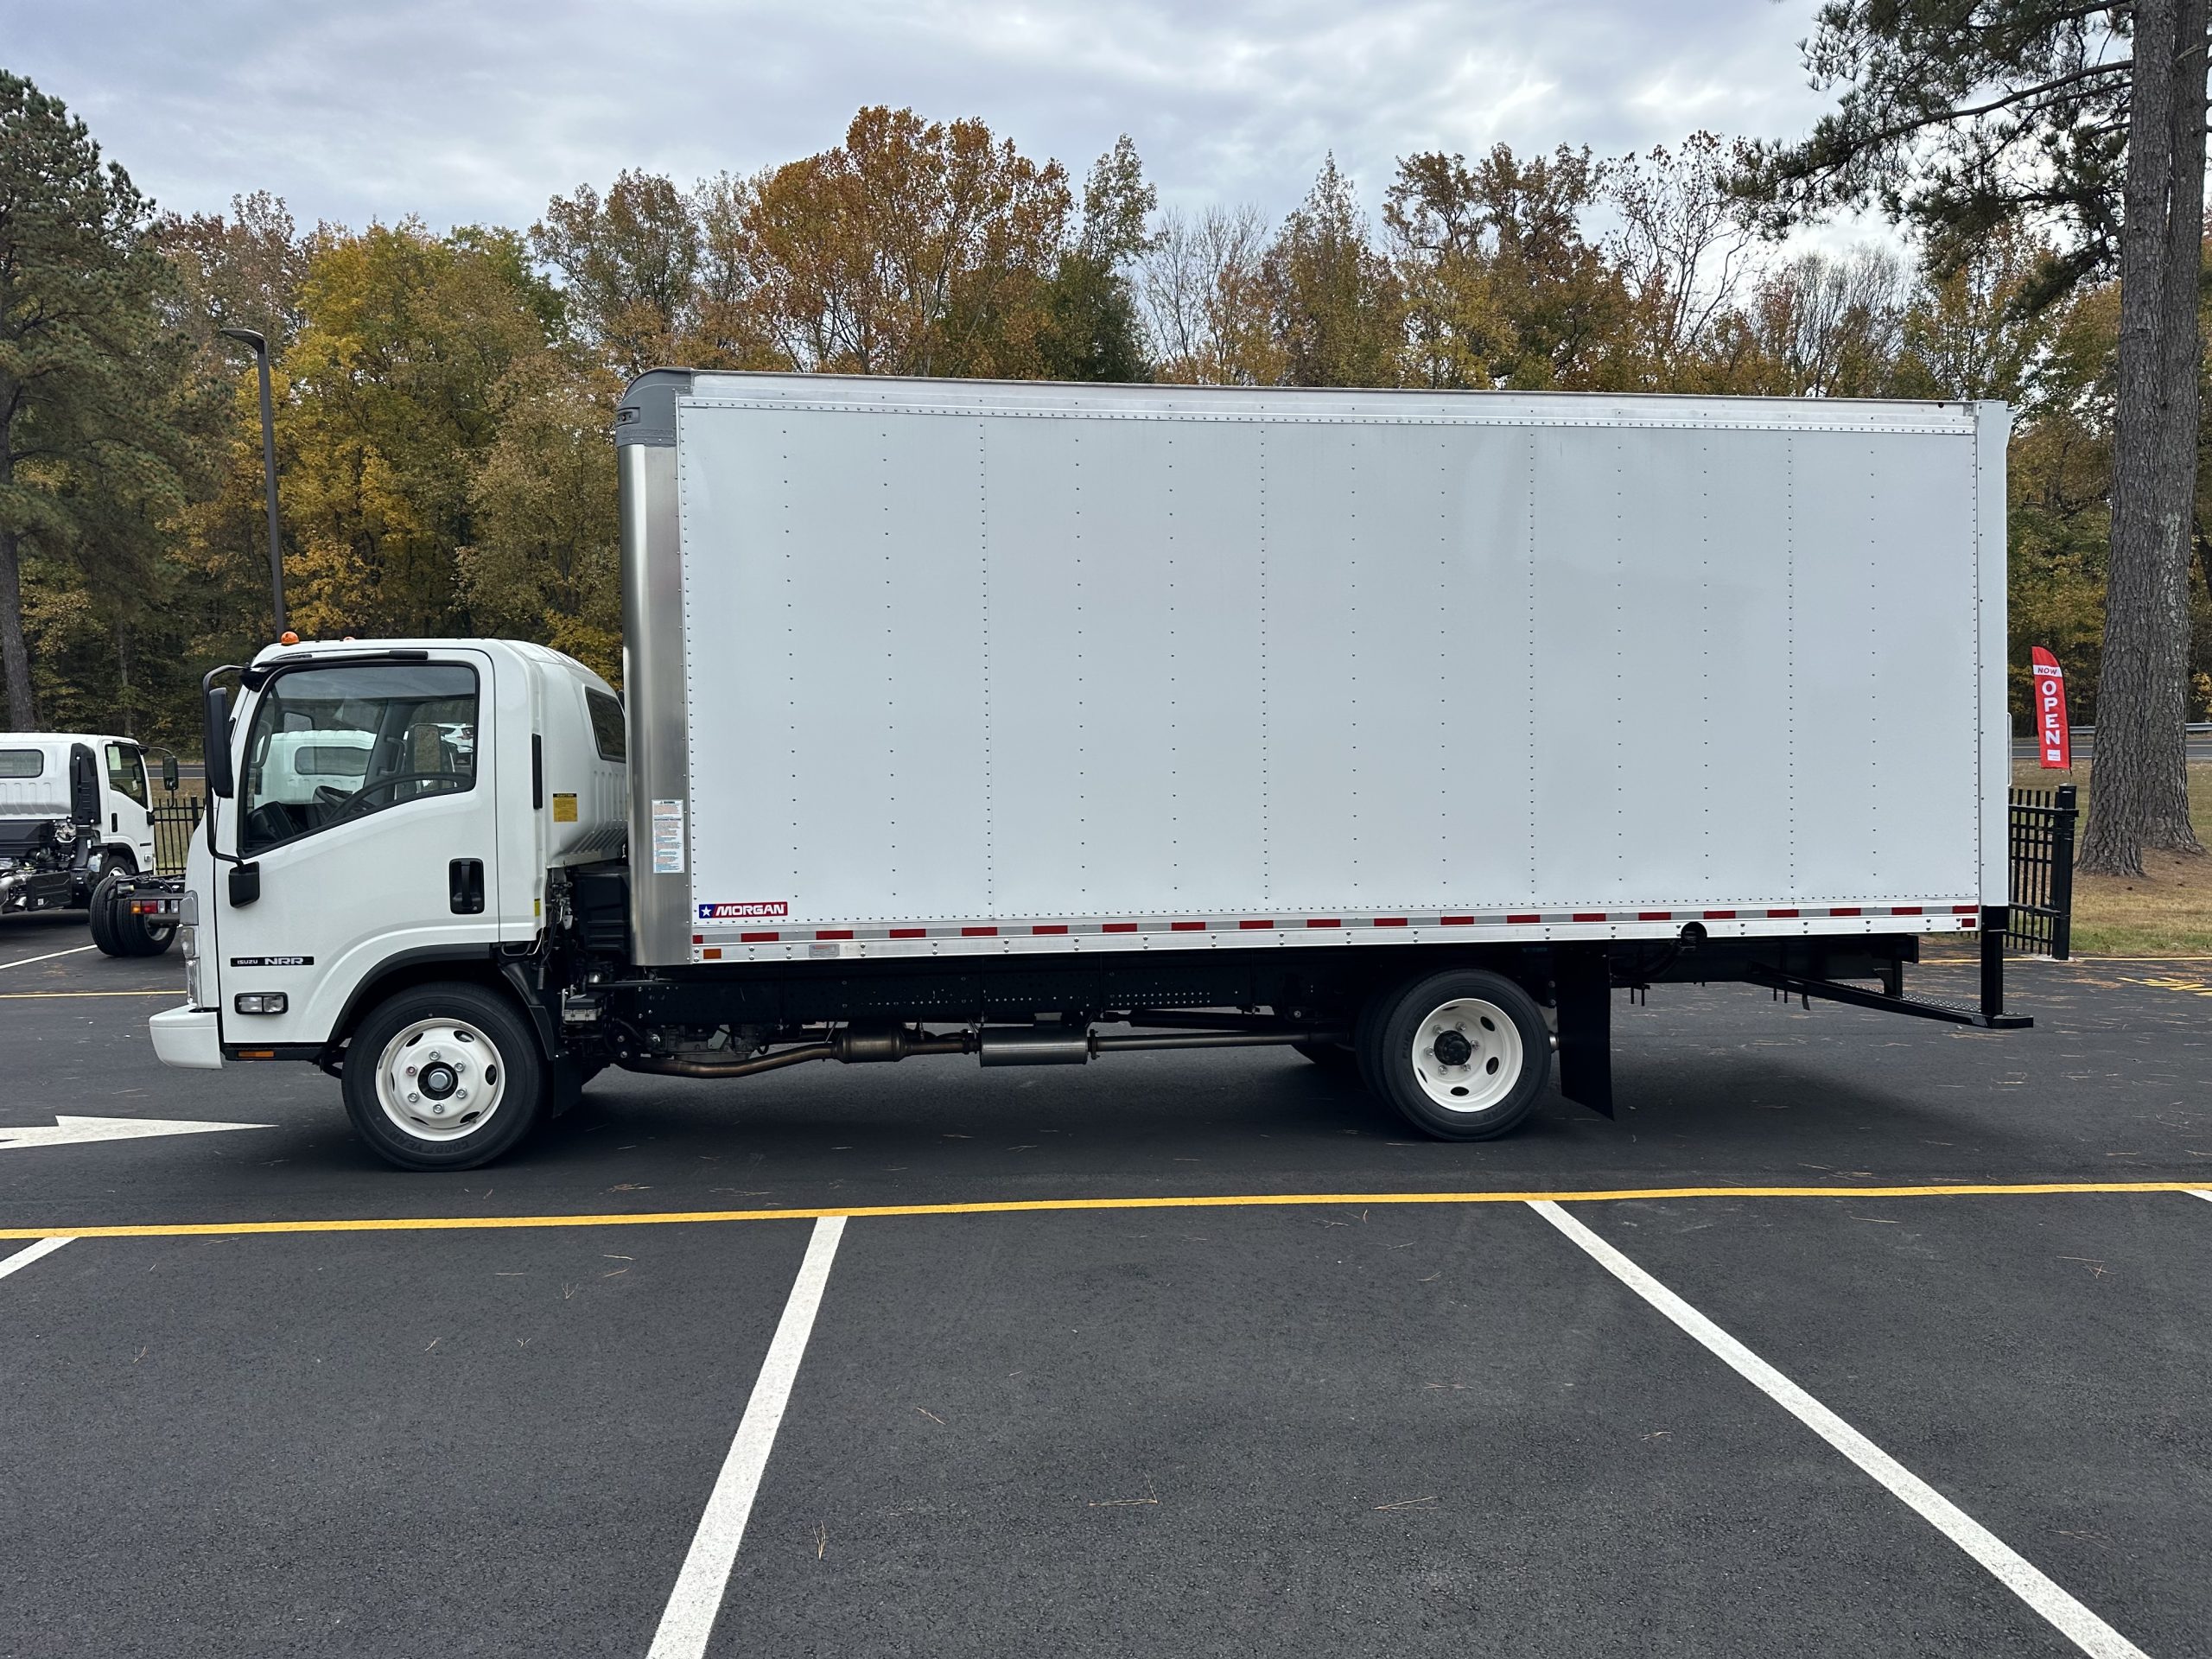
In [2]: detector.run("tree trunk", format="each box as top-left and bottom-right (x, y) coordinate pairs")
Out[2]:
(0, 395), (34, 727)
(2081, 0), (2209, 873)
(0, 523), (33, 730)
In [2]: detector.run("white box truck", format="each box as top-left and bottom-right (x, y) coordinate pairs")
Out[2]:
(150, 372), (2026, 1169)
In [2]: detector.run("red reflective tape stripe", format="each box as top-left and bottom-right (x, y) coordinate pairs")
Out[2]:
(817, 929), (855, 940)
(1508, 914), (1540, 925)
(1638, 911), (1671, 922)
(692, 934), (703, 944)
(1829, 906), (1861, 918)
(1171, 920), (1207, 931)
(1103, 922), (1138, 933)
(1031, 924), (1068, 935)
(1952, 905), (1980, 914)
(961, 925), (998, 938)
(741, 931), (779, 943)
(1892, 906), (1923, 916)
(1766, 909), (1799, 919)
(1373, 917), (1408, 928)
(1703, 910), (1735, 920)
(1306, 918), (1342, 928)
(1572, 912), (1605, 923)
(1238, 918), (1274, 930)
(1440, 915), (1473, 925)
(889, 927), (925, 939)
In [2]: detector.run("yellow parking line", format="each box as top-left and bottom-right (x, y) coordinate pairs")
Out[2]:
(0, 1179), (2204, 1242)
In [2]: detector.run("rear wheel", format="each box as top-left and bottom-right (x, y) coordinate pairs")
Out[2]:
(107, 880), (175, 957)
(1360, 969), (1550, 1141)
(86, 874), (123, 956)
(341, 982), (548, 1170)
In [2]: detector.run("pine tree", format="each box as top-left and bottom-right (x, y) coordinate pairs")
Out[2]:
(1740, 1), (2209, 874)
(0, 72), (190, 728)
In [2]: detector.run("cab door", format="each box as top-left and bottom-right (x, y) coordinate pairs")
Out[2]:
(209, 651), (499, 1052)
(102, 742), (155, 869)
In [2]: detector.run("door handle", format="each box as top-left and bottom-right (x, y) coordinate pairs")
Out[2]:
(448, 858), (485, 915)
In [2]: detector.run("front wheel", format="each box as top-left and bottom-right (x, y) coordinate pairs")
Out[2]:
(341, 982), (548, 1170)
(1361, 969), (1551, 1141)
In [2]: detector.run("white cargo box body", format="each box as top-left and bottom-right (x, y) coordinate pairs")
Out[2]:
(618, 373), (2006, 969)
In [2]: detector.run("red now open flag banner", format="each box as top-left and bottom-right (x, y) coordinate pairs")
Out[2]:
(2031, 647), (2071, 769)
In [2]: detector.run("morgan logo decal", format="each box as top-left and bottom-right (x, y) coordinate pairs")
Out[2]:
(698, 900), (790, 921)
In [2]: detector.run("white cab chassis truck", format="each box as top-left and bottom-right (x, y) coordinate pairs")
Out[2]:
(1, 733), (167, 926)
(151, 372), (2028, 1170)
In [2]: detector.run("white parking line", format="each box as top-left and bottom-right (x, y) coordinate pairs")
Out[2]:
(0, 944), (95, 973)
(647, 1214), (847, 1659)
(1529, 1199), (2149, 1659)
(0, 1236), (73, 1281)
(2190, 1191), (2212, 1206)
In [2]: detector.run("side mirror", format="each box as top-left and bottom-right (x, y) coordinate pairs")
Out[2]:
(67, 744), (100, 827)
(161, 753), (179, 791)
(203, 684), (235, 798)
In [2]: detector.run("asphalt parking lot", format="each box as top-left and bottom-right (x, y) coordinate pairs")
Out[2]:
(2, 913), (2209, 1658)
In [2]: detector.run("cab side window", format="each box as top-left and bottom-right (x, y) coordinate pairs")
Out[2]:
(105, 743), (149, 808)
(238, 663), (478, 854)
(585, 689), (626, 762)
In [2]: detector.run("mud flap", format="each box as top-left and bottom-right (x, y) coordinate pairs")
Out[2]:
(1554, 944), (1613, 1117)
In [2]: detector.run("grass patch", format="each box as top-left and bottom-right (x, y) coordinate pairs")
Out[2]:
(2013, 758), (2212, 957)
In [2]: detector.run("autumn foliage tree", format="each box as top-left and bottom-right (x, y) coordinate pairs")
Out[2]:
(0, 89), (2202, 791)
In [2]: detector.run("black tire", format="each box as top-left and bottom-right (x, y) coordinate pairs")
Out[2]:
(100, 876), (176, 957)
(86, 874), (123, 956)
(1359, 969), (1551, 1141)
(340, 981), (549, 1171)
(113, 899), (178, 957)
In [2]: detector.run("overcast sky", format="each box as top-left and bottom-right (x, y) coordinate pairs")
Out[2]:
(9, 0), (1855, 237)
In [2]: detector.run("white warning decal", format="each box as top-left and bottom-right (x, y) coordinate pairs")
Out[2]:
(651, 798), (686, 874)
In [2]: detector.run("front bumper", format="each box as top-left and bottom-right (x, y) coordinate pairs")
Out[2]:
(149, 1005), (222, 1070)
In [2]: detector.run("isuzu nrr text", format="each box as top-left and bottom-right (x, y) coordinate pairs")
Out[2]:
(149, 372), (2027, 1169)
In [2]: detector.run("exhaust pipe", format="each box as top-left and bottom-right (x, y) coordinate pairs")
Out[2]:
(616, 1021), (973, 1078)
(619, 1019), (1348, 1077)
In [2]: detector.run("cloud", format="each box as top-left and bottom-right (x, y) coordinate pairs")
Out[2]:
(10, 0), (1843, 233)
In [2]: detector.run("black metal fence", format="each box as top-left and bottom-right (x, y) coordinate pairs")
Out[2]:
(2007, 783), (2078, 959)
(149, 796), (203, 878)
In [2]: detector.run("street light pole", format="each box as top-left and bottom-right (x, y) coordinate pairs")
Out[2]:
(216, 325), (286, 635)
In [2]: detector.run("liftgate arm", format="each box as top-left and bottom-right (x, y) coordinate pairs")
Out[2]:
(1745, 911), (2032, 1031)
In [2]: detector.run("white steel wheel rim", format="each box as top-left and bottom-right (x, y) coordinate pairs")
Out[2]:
(374, 1017), (506, 1142)
(1409, 997), (1523, 1112)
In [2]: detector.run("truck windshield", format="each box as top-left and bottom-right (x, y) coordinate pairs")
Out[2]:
(238, 662), (478, 853)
